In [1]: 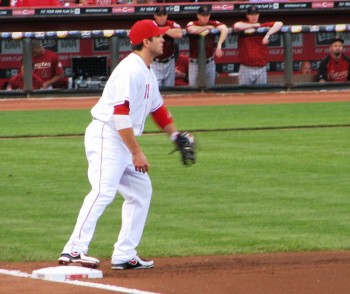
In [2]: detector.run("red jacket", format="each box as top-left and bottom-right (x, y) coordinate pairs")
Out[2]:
(317, 54), (350, 82)
(8, 72), (44, 90)
(237, 22), (275, 67)
(32, 49), (64, 82)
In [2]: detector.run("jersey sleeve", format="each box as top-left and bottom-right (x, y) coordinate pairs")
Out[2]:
(210, 20), (224, 28)
(317, 57), (329, 81)
(51, 53), (64, 76)
(261, 22), (276, 28)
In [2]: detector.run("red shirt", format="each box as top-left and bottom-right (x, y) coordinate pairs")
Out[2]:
(32, 49), (64, 82)
(237, 21), (275, 67)
(318, 54), (350, 82)
(8, 73), (43, 90)
(175, 54), (189, 86)
(156, 20), (181, 60)
(15, 0), (60, 6)
(187, 20), (224, 59)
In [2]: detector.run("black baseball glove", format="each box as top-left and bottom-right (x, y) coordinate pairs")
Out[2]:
(171, 132), (196, 166)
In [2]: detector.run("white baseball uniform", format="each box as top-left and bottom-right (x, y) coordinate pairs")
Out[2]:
(62, 52), (163, 263)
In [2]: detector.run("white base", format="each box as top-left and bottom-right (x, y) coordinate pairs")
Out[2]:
(31, 266), (103, 281)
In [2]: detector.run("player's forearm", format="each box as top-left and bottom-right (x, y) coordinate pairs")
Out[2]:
(266, 22), (283, 36)
(162, 123), (177, 138)
(233, 22), (260, 31)
(166, 28), (183, 39)
(187, 25), (212, 35)
(118, 127), (149, 173)
(43, 74), (64, 88)
(216, 26), (228, 50)
(118, 127), (142, 155)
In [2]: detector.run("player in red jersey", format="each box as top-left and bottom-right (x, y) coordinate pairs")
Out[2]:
(175, 54), (189, 86)
(32, 40), (64, 89)
(186, 6), (228, 88)
(151, 6), (183, 87)
(6, 65), (43, 90)
(233, 5), (283, 85)
(317, 37), (350, 82)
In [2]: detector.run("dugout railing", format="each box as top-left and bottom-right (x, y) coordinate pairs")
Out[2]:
(0, 25), (349, 97)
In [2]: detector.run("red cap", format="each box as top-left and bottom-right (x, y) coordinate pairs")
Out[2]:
(129, 19), (170, 45)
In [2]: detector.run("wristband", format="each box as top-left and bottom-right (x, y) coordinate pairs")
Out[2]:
(171, 131), (180, 142)
(113, 115), (132, 130)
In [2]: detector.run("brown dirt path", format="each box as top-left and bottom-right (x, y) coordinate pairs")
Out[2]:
(1, 90), (350, 294)
(1, 90), (350, 111)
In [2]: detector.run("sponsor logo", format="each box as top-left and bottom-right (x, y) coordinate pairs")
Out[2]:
(92, 31), (103, 38)
(128, 259), (138, 265)
(212, 4), (234, 11)
(12, 32), (24, 40)
(57, 31), (68, 38)
(335, 24), (346, 32)
(113, 6), (134, 13)
(12, 9), (35, 16)
(1, 32), (10, 38)
(24, 32), (33, 38)
(291, 25), (302, 33)
(58, 39), (80, 53)
(310, 25), (320, 32)
(46, 32), (56, 38)
(312, 1), (334, 8)
(81, 31), (92, 38)
(103, 30), (114, 38)
(65, 274), (88, 280)
(34, 32), (45, 39)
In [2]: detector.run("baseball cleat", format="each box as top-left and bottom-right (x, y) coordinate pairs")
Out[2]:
(58, 252), (100, 269)
(111, 256), (154, 270)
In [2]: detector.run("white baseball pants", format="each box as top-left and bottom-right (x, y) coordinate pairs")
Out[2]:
(62, 119), (152, 263)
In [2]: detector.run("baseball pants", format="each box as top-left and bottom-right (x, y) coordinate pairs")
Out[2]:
(151, 59), (176, 87)
(238, 64), (267, 85)
(188, 59), (216, 88)
(62, 119), (152, 263)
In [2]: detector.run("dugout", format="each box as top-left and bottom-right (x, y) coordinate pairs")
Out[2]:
(0, 1), (350, 95)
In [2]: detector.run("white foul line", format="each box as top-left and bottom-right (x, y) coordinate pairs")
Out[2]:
(0, 269), (161, 294)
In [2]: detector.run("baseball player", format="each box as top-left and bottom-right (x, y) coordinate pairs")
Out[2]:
(32, 40), (64, 89)
(151, 6), (183, 87)
(6, 65), (43, 90)
(317, 37), (350, 82)
(233, 5), (283, 85)
(186, 6), (228, 88)
(58, 19), (195, 270)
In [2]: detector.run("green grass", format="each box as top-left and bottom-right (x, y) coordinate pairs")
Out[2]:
(1, 102), (350, 137)
(1, 102), (350, 262)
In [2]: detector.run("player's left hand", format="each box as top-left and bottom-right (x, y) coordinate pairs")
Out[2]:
(171, 132), (196, 166)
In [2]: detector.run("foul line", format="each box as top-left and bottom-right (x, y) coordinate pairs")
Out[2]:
(0, 269), (161, 294)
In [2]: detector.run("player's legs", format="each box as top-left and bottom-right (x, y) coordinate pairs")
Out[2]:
(238, 64), (252, 85)
(150, 62), (165, 87)
(61, 120), (127, 255)
(163, 59), (176, 87)
(188, 62), (198, 87)
(255, 66), (267, 84)
(111, 165), (152, 263)
(206, 60), (216, 87)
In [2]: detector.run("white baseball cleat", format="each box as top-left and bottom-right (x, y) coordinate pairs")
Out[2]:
(58, 252), (100, 269)
(111, 256), (154, 270)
